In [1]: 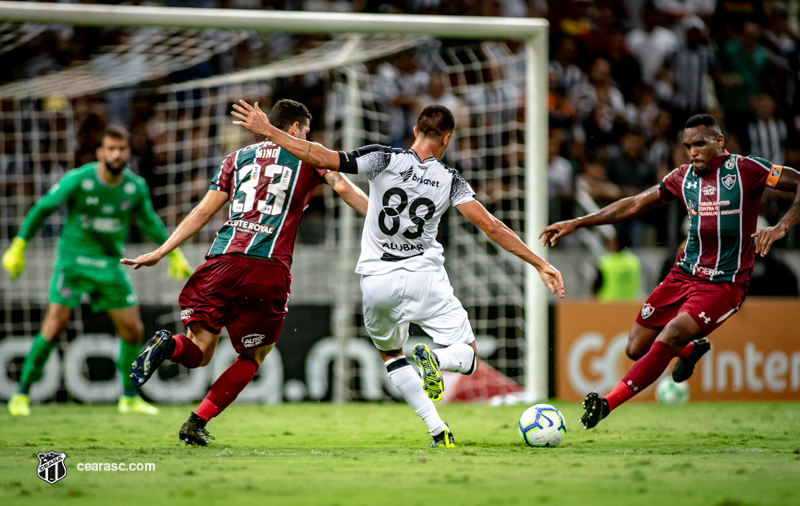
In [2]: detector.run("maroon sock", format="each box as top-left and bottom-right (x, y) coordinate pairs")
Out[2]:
(195, 355), (259, 422)
(170, 334), (203, 369)
(606, 341), (676, 411)
(678, 341), (695, 360)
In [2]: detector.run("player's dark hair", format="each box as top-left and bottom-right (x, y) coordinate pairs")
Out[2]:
(416, 105), (455, 138)
(269, 99), (312, 131)
(685, 114), (719, 130)
(102, 125), (130, 144)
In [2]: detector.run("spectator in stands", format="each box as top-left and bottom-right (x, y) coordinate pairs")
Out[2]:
(599, 25), (642, 103)
(717, 21), (773, 147)
(548, 36), (586, 96)
(377, 51), (429, 148)
(576, 156), (623, 210)
(606, 126), (657, 247)
(572, 57), (628, 152)
(626, 4), (678, 103)
(663, 16), (717, 131)
(748, 93), (787, 166)
(548, 127), (575, 223)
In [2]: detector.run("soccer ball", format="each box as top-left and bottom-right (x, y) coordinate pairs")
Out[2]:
(655, 376), (690, 404)
(518, 404), (566, 447)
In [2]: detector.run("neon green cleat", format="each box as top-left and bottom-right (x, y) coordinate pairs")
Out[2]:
(8, 393), (30, 416)
(413, 343), (444, 402)
(429, 424), (455, 448)
(118, 395), (160, 415)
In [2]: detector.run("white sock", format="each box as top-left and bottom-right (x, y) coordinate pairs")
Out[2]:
(433, 343), (476, 375)
(386, 359), (446, 435)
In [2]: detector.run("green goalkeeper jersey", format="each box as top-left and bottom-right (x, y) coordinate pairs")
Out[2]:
(17, 162), (169, 270)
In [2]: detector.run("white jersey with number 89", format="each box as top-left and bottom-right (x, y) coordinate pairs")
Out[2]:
(338, 145), (476, 276)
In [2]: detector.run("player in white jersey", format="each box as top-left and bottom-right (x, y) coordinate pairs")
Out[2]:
(232, 101), (565, 447)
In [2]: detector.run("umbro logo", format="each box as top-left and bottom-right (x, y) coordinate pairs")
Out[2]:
(400, 167), (413, 183)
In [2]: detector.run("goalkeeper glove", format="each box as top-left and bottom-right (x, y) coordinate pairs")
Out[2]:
(167, 248), (193, 281)
(2, 237), (27, 280)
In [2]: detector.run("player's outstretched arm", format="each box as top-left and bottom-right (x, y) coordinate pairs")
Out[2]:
(121, 190), (228, 270)
(456, 200), (565, 298)
(752, 166), (800, 256)
(539, 186), (668, 247)
(323, 172), (369, 216)
(231, 100), (341, 170)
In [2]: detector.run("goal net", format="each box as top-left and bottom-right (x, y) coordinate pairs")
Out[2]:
(0, 7), (548, 405)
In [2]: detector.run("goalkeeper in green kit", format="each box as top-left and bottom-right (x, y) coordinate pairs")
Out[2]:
(3, 126), (193, 416)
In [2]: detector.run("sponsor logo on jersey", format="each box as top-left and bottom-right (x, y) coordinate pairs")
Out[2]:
(698, 311), (711, 324)
(224, 219), (276, 235)
(90, 217), (123, 233)
(641, 303), (654, 319)
(76, 256), (109, 269)
(702, 185), (716, 195)
(120, 200), (131, 211)
(81, 179), (95, 191)
(86, 196), (99, 206)
(102, 204), (114, 214)
(381, 242), (425, 252)
(411, 173), (440, 188)
(400, 167), (413, 182)
(181, 308), (194, 320)
(722, 174), (737, 190)
(242, 333), (266, 348)
(691, 264), (725, 277)
(257, 147), (279, 159)
(124, 182), (136, 194)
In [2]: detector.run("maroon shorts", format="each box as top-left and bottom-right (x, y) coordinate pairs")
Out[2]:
(635, 266), (747, 336)
(178, 255), (291, 353)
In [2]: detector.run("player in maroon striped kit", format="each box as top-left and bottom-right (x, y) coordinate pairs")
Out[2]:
(540, 114), (800, 429)
(121, 99), (368, 445)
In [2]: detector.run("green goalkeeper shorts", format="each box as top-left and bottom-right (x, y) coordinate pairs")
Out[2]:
(49, 265), (138, 312)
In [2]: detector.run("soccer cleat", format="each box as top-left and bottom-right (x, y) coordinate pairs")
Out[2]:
(580, 392), (609, 429)
(8, 393), (30, 416)
(179, 419), (214, 447)
(672, 337), (711, 383)
(429, 425), (455, 448)
(118, 395), (160, 415)
(413, 344), (444, 402)
(130, 330), (175, 387)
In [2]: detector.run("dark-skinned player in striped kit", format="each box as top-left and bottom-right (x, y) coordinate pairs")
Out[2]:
(540, 114), (800, 429)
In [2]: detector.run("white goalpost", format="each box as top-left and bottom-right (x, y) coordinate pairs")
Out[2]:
(0, 1), (550, 403)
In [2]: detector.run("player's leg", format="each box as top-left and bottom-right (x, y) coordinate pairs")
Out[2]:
(382, 348), (454, 448)
(362, 272), (453, 447)
(9, 303), (73, 416)
(629, 315), (709, 377)
(107, 305), (162, 415)
(582, 312), (701, 429)
(413, 268), (477, 400)
(181, 258), (289, 445)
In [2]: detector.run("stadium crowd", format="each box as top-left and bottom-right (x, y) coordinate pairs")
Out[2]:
(2, 0), (800, 256)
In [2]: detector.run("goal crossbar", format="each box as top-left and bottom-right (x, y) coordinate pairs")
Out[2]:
(0, 1), (546, 40)
(0, 1), (551, 402)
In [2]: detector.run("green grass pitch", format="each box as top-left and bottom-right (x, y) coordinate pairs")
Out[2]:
(2, 401), (799, 506)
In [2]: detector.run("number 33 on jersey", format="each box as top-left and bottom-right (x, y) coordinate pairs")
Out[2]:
(338, 145), (476, 276)
(208, 141), (329, 269)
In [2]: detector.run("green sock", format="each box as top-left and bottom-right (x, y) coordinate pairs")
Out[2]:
(19, 333), (56, 395)
(118, 341), (141, 398)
